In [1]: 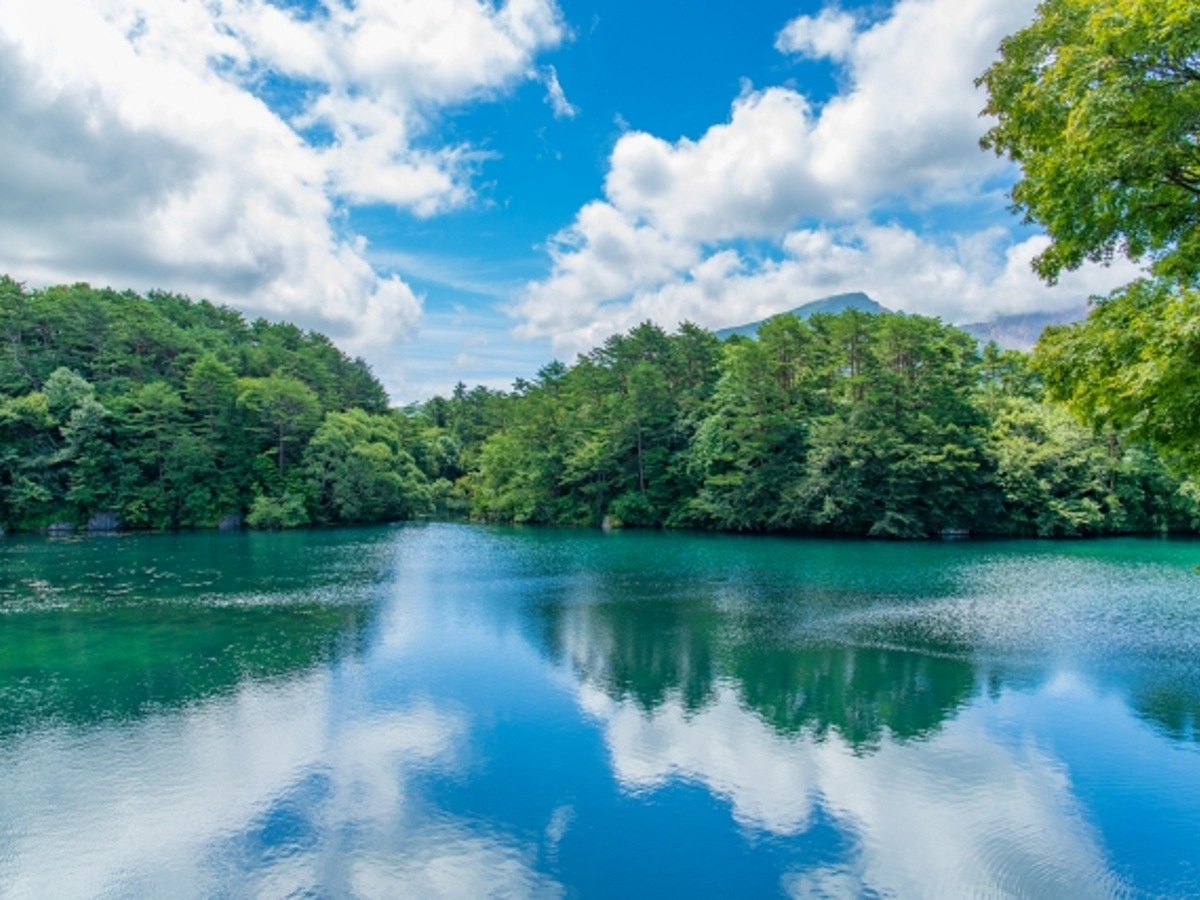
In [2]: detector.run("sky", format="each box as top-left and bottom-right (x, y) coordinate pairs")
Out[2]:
(0, 0), (1140, 402)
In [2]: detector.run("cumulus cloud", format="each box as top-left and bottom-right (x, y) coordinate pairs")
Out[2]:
(806, 0), (1032, 204)
(519, 219), (1136, 360)
(0, 0), (564, 360)
(516, 0), (1127, 354)
(774, 7), (860, 61)
(515, 200), (699, 348)
(604, 88), (828, 241)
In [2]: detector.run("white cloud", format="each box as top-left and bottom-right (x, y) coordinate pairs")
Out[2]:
(519, 219), (1136, 360)
(514, 201), (699, 350)
(604, 88), (828, 241)
(0, 0), (565, 375)
(775, 7), (860, 61)
(807, 0), (1034, 205)
(515, 0), (1114, 354)
(541, 64), (578, 119)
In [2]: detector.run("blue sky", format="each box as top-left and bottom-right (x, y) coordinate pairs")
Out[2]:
(0, 0), (1137, 401)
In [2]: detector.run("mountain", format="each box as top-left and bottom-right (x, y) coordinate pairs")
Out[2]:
(714, 293), (1088, 350)
(958, 306), (1088, 351)
(715, 292), (888, 339)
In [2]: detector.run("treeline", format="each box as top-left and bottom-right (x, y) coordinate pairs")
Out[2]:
(428, 312), (1200, 538)
(4, 276), (1197, 537)
(0, 277), (437, 531)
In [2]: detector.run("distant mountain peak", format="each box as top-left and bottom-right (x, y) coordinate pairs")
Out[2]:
(958, 306), (1088, 351)
(715, 292), (887, 340)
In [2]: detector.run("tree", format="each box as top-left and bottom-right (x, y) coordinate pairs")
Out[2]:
(237, 373), (322, 478)
(185, 354), (238, 441)
(1036, 278), (1200, 471)
(685, 322), (812, 531)
(246, 492), (309, 530)
(42, 368), (96, 424)
(61, 396), (122, 517)
(0, 278), (408, 532)
(115, 382), (189, 528)
(0, 391), (58, 526)
(303, 409), (431, 523)
(978, 0), (1200, 283)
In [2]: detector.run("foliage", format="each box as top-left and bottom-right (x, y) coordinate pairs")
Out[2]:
(978, 0), (1200, 283)
(246, 492), (310, 530)
(1036, 279), (1200, 472)
(0, 278), (428, 532)
(981, 1), (1200, 489)
(461, 322), (721, 528)
(304, 409), (432, 523)
(453, 312), (1198, 538)
(237, 373), (322, 477)
(3, 277), (1196, 539)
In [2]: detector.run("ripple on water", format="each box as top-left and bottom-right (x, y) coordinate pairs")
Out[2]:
(824, 553), (1200, 669)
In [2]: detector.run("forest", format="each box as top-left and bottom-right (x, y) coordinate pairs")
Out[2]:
(0, 276), (426, 532)
(454, 311), (1199, 537)
(2, 274), (1197, 538)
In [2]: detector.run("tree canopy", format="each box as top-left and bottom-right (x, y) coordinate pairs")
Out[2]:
(0, 278), (431, 531)
(980, 0), (1200, 479)
(978, 0), (1200, 283)
(3, 276), (1197, 538)
(1036, 278), (1200, 472)
(453, 313), (1198, 538)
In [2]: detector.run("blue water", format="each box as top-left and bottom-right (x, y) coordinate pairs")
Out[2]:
(1, 524), (1198, 897)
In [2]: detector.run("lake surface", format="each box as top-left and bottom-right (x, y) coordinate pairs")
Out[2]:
(1, 524), (1198, 898)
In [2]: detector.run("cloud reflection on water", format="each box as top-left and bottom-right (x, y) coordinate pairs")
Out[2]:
(0, 669), (560, 899)
(579, 680), (1125, 898)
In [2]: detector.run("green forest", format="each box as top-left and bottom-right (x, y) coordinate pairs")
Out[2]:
(0, 276), (425, 532)
(3, 274), (1197, 538)
(453, 311), (1199, 537)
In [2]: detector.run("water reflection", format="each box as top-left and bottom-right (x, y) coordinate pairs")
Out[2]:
(542, 591), (977, 751)
(579, 683), (1124, 897)
(1131, 682), (1200, 744)
(516, 530), (1200, 896)
(0, 530), (391, 735)
(0, 527), (562, 899)
(0, 662), (560, 899)
(550, 598), (1130, 898)
(0, 603), (370, 735)
(2, 525), (1198, 898)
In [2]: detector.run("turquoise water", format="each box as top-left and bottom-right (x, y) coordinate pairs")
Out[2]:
(1, 524), (1198, 897)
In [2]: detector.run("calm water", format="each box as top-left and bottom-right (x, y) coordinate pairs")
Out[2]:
(1, 525), (1198, 898)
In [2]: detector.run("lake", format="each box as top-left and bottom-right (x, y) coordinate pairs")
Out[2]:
(1, 523), (1198, 898)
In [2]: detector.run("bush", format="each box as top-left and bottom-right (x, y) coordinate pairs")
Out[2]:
(246, 492), (309, 530)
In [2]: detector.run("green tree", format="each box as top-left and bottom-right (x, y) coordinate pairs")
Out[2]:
(185, 354), (238, 440)
(61, 396), (122, 517)
(1036, 279), (1200, 471)
(0, 277), (406, 533)
(978, 0), (1200, 283)
(42, 368), (96, 424)
(246, 492), (310, 530)
(304, 409), (431, 523)
(184, 353), (254, 519)
(685, 320), (815, 531)
(981, 1), (1200, 484)
(986, 393), (1198, 535)
(115, 382), (189, 528)
(0, 392), (59, 526)
(772, 313), (991, 538)
(237, 373), (322, 478)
